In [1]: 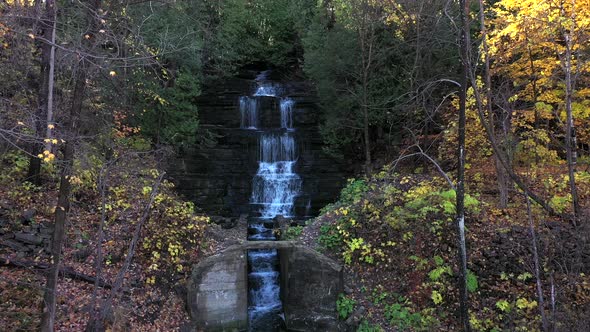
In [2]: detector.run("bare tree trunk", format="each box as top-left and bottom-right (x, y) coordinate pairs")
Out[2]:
(359, 0), (373, 174)
(363, 95), (371, 173)
(457, 0), (471, 330)
(562, 30), (581, 223)
(40, 72), (83, 332)
(550, 273), (557, 331)
(27, 0), (55, 185)
(525, 194), (549, 331)
(40, 1), (101, 330)
(44, 5), (57, 153)
(477, 0), (510, 208)
(87, 164), (110, 328)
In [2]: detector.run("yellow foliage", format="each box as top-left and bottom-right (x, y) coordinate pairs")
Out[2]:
(489, 0), (590, 142)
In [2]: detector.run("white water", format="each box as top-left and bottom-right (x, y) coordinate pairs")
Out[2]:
(280, 98), (294, 130)
(240, 96), (259, 129)
(252, 160), (300, 218)
(241, 78), (301, 331)
(254, 84), (283, 97)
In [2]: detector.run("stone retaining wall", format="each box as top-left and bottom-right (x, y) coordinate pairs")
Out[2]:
(0, 219), (52, 258)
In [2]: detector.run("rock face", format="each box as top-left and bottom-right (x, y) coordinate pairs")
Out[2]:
(168, 72), (348, 217)
(186, 241), (343, 331)
(187, 247), (248, 332)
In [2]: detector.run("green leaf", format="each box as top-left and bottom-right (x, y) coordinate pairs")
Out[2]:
(467, 270), (478, 293)
(434, 255), (444, 266)
(431, 290), (443, 304)
(495, 299), (511, 313)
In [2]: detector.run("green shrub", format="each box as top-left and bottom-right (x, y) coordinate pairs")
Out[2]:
(319, 223), (343, 249)
(340, 178), (368, 204)
(283, 225), (303, 240)
(336, 294), (356, 319)
(357, 320), (383, 332)
(384, 299), (423, 330)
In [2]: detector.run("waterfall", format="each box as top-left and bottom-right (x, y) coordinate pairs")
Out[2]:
(252, 160), (301, 218)
(240, 78), (301, 331)
(259, 134), (296, 163)
(280, 98), (294, 130)
(254, 84), (283, 97)
(240, 96), (259, 129)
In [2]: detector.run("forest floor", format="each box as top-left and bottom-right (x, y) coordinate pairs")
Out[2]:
(0, 150), (236, 331)
(299, 159), (590, 331)
(0, 188), (252, 331)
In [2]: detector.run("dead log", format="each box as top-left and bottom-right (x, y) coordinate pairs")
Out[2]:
(0, 257), (112, 289)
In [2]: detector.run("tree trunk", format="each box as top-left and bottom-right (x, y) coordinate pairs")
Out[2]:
(563, 30), (580, 223)
(1, 257), (112, 288)
(40, 65), (85, 332)
(40, 1), (101, 330)
(477, 0), (510, 209)
(357, 0), (375, 174)
(524, 194), (549, 332)
(457, 0), (471, 330)
(363, 100), (371, 173)
(27, 0), (55, 185)
(45, 6), (57, 153)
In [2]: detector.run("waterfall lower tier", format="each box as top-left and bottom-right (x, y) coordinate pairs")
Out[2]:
(247, 248), (282, 330)
(248, 217), (282, 330)
(251, 161), (301, 219)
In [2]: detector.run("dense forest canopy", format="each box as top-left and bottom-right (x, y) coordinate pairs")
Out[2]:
(1, 0), (590, 331)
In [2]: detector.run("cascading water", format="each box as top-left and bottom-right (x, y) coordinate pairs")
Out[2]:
(252, 134), (301, 220)
(279, 98), (294, 130)
(241, 78), (302, 331)
(240, 96), (259, 129)
(254, 84), (283, 97)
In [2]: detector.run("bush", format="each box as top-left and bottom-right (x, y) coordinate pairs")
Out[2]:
(336, 294), (356, 319)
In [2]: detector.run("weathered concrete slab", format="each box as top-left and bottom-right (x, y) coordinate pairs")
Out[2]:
(280, 245), (343, 331)
(187, 247), (248, 331)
